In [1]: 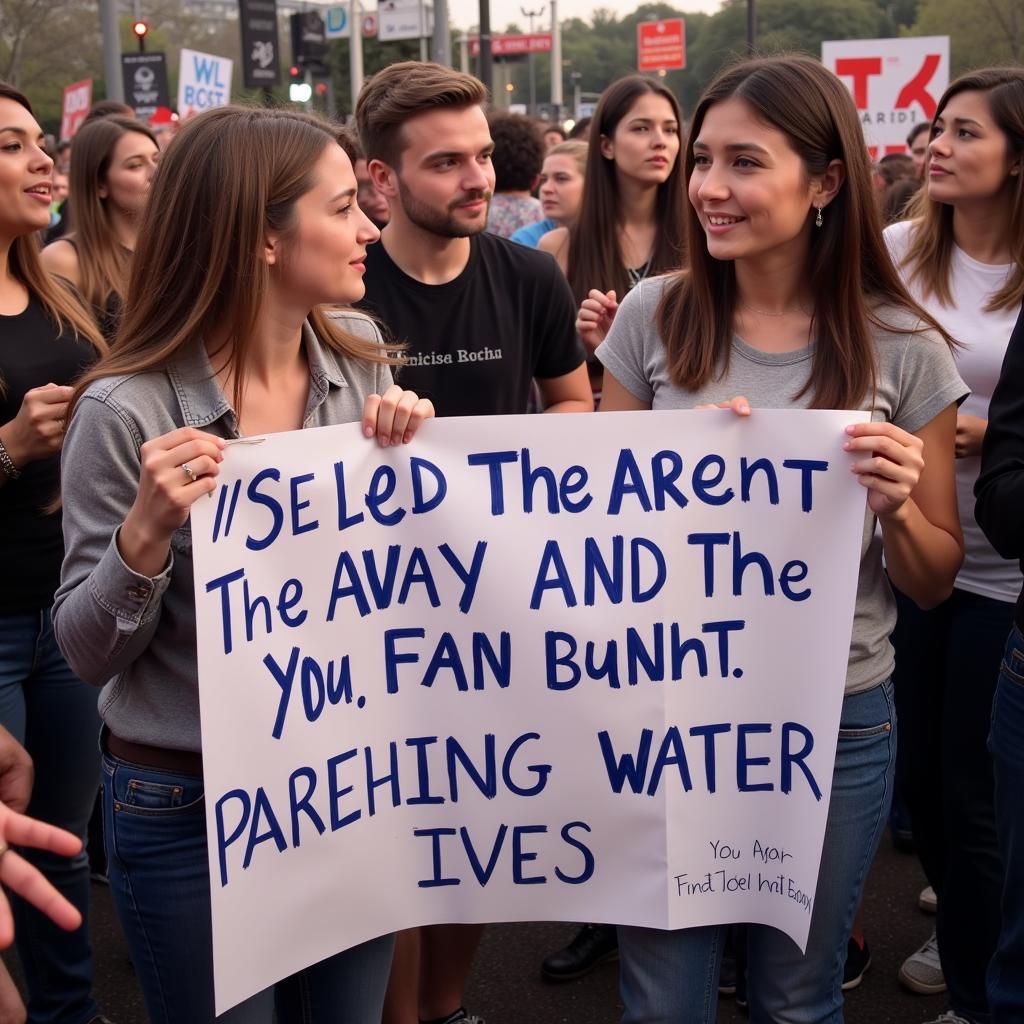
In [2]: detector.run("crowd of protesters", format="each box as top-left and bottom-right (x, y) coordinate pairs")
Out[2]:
(0, 48), (1023, 1024)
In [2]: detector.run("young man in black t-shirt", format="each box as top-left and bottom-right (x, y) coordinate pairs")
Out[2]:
(354, 61), (592, 1024)
(355, 61), (591, 420)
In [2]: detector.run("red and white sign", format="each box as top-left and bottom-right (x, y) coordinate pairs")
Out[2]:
(60, 79), (93, 140)
(637, 18), (685, 72)
(469, 33), (552, 57)
(362, 12), (378, 37)
(822, 36), (949, 158)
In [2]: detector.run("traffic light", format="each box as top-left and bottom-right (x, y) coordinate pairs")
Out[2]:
(288, 65), (311, 104)
(132, 20), (149, 53)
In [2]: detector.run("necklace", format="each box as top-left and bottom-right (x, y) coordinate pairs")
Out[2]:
(627, 261), (651, 289)
(739, 301), (811, 318)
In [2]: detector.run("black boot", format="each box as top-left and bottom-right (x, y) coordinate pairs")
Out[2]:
(541, 924), (618, 982)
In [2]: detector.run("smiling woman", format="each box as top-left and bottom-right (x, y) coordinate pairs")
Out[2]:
(50, 105), (432, 1023)
(0, 81), (107, 1024)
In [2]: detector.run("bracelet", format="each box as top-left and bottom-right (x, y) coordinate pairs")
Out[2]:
(0, 439), (21, 480)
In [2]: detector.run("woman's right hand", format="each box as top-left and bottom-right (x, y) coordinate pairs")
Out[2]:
(0, 384), (74, 468)
(576, 289), (618, 351)
(695, 395), (752, 416)
(119, 427), (225, 575)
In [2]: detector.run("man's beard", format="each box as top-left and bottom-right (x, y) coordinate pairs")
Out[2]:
(396, 176), (492, 238)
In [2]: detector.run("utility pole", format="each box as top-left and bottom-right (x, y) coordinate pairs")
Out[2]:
(350, 0), (364, 111)
(100, 0), (124, 101)
(549, 0), (562, 121)
(478, 0), (493, 97)
(433, 0), (450, 66)
(747, 0), (756, 53)
(520, 5), (544, 115)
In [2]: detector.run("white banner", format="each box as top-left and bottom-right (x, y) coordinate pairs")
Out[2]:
(178, 48), (233, 120)
(378, 0), (432, 41)
(192, 410), (868, 1012)
(822, 36), (949, 157)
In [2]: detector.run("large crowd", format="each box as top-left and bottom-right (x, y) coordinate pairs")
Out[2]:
(0, 49), (1023, 1024)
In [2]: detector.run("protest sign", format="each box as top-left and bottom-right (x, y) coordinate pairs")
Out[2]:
(121, 52), (170, 119)
(178, 49), (233, 119)
(822, 36), (950, 158)
(191, 409), (868, 1012)
(60, 79), (92, 139)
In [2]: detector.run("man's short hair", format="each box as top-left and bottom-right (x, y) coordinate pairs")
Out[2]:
(355, 61), (488, 169)
(488, 112), (544, 192)
(906, 122), (930, 148)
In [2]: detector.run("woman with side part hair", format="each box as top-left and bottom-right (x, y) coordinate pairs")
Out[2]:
(41, 114), (159, 340)
(597, 54), (966, 1023)
(884, 67), (1024, 1021)
(0, 80), (109, 1024)
(52, 104), (433, 1023)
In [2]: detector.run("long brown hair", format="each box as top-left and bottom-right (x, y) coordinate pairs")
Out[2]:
(71, 105), (391, 420)
(567, 76), (686, 304)
(65, 115), (157, 316)
(901, 67), (1024, 311)
(0, 83), (104, 355)
(658, 54), (952, 410)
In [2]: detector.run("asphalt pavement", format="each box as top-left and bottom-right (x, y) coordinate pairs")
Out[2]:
(7, 831), (952, 1023)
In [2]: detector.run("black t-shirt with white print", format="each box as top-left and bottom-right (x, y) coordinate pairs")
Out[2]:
(358, 231), (585, 416)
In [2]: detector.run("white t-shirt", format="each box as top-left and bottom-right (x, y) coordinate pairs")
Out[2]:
(886, 218), (1023, 603)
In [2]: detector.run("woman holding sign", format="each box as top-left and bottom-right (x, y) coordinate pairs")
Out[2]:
(51, 106), (433, 1023)
(884, 67), (1024, 1020)
(596, 55), (966, 1023)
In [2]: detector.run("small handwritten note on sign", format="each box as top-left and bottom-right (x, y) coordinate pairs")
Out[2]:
(191, 409), (868, 1011)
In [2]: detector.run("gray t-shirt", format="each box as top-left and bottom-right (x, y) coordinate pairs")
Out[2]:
(596, 274), (968, 695)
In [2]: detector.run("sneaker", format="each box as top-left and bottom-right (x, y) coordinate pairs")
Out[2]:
(541, 924), (618, 981)
(842, 936), (871, 991)
(420, 1011), (485, 1024)
(899, 931), (947, 994)
(921, 1015), (970, 1024)
(919, 885), (938, 914)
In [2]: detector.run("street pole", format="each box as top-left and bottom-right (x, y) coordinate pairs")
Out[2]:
(100, 0), (124, 101)
(478, 0), (493, 97)
(419, 0), (428, 61)
(746, 0), (756, 53)
(520, 5), (544, 115)
(459, 33), (469, 73)
(549, 0), (562, 121)
(433, 0), (450, 66)
(350, 0), (364, 113)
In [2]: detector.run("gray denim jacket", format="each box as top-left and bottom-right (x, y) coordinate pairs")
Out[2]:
(52, 312), (392, 753)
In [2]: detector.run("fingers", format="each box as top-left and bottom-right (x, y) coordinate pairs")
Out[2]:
(1, 848), (81, 933)
(2, 811), (81, 859)
(140, 427), (226, 458)
(364, 387), (433, 446)
(27, 385), (73, 405)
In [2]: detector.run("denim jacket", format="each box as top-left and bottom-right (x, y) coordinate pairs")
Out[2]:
(52, 312), (393, 753)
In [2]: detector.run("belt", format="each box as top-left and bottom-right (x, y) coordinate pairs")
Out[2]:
(105, 731), (204, 778)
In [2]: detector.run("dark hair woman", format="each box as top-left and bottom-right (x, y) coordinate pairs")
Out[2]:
(51, 103), (433, 1024)
(884, 67), (1024, 1021)
(41, 114), (159, 340)
(596, 54), (966, 1023)
(0, 81), (109, 1024)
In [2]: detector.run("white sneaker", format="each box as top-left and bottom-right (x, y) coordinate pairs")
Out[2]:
(899, 930), (947, 994)
(922, 1014), (970, 1024)
(919, 884), (938, 913)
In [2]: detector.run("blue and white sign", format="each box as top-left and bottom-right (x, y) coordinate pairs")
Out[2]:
(178, 48), (233, 119)
(325, 4), (350, 39)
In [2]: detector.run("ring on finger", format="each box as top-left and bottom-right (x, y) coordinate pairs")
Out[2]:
(182, 462), (197, 484)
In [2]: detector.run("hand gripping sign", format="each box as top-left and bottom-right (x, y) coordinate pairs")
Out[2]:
(191, 409), (867, 1012)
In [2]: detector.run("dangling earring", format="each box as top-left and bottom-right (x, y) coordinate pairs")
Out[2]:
(815, 206), (823, 229)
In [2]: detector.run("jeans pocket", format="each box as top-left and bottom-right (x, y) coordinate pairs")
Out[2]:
(1000, 645), (1024, 687)
(107, 758), (204, 819)
(838, 721), (893, 740)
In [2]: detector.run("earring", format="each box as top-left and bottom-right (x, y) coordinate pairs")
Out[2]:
(815, 206), (823, 229)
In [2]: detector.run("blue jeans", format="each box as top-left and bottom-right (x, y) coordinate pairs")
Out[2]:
(0, 610), (100, 1024)
(988, 623), (1024, 1024)
(102, 748), (396, 1023)
(619, 680), (896, 1024)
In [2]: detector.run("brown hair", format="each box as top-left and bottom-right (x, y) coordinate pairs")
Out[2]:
(657, 54), (952, 410)
(0, 83), (104, 357)
(901, 67), (1024, 312)
(567, 75), (686, 305)
(65, 115), (158, 316)
(71, 105), (391, 420)
(355, 61), (488, 170)
(546, 140), (589, 175)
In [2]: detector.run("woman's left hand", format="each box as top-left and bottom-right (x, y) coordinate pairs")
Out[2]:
(844, 421), (925, 519)
(362, 386), (434, 447)
(955, 414), (987, 459)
